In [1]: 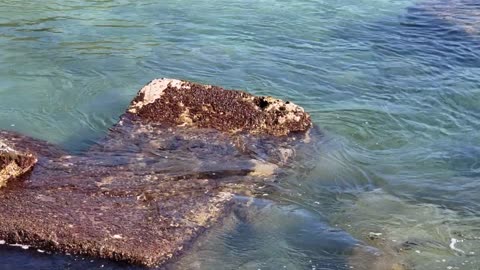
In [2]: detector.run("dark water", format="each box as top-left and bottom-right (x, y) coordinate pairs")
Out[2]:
(0, 0), (479, 269)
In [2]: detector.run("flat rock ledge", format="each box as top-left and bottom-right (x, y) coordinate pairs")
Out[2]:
(0, 79), (312, 267)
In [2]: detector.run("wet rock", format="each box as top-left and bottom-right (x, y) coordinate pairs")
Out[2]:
(0, 141), (36, 188)
(0, 79), (313, 267)
(127, 78), (311, 136)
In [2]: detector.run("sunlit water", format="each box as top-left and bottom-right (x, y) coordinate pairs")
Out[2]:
(1, 0), (480, 269)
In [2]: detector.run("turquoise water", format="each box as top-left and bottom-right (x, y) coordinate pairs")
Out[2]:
(1, 0), (480, 269)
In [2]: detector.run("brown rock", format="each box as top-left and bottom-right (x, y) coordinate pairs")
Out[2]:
(0, 79), (313, 267)
(0, 141), (36, 188)
(127, 78), (311, 136)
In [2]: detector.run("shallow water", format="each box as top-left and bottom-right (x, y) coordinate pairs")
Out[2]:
(1, 0), (480, 269)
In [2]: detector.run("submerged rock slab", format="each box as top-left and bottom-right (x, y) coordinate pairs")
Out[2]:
(0, 142), (36, 188)
(0, 79), (312, 267)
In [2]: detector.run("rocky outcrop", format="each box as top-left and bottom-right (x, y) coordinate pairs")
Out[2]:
(0, 142), (36, 188)
(0, 79), (313, 267)
(127, 79), (311, 136)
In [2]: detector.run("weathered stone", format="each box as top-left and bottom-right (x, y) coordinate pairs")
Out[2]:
(127, 78), (311, 136)
(0, 141), (36, 188)
(0, 79), (313, 267)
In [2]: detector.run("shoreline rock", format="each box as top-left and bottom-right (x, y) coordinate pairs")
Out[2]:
(127, 78), (311, 136)
(0, 79), (313, 267)
(0, 142), (37, 188)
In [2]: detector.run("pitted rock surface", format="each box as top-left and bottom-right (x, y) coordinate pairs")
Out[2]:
(0, 79), (313, 267)
(0, 141), (37, 188)
(128, 78), (311, 136)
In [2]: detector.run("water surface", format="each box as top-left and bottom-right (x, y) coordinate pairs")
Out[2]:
(1, 0), (479, 269)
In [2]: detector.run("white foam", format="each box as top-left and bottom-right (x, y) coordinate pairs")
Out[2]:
(10, 243), (30, 250)
(449, 238), (465, 254)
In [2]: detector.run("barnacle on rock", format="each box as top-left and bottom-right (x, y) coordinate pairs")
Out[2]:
(0, 79), (313, 267)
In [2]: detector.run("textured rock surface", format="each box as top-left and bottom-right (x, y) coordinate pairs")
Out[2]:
(0, 79), (313, 267)
(127, 79), (311, 136)
(0, 141), (37, 188)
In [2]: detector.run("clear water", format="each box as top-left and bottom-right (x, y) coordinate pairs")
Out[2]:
(1, 0), (479, 269)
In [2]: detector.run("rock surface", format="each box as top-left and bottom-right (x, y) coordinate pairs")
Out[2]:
(0, 141), (37, 188)
(418, 0), (480, 35)
(0, 79), (312, 267)
(127, 79), (311, 136)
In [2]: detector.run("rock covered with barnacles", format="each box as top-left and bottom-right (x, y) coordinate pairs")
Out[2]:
(127, 79), (311, 136)
(0, 79), (313, 267)
(0, 141), (36, 188)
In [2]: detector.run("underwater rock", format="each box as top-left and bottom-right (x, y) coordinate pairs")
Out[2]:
(418, 0), (480, 35)
(0, 79), (312, 267)
(127, 78), (311, 136)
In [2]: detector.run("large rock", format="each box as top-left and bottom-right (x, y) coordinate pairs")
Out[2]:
(0, 79), (313, 267)
(127, 79), (311, 136)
